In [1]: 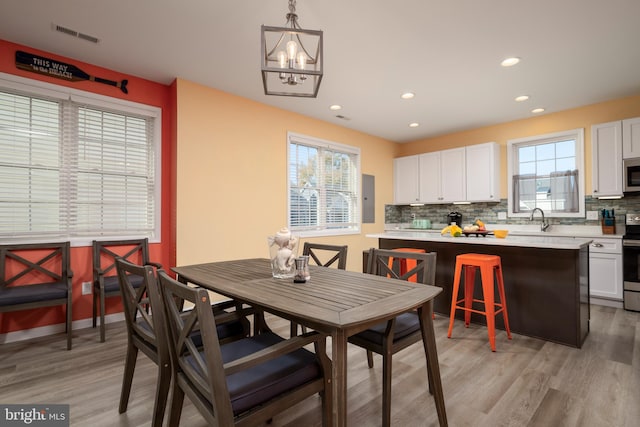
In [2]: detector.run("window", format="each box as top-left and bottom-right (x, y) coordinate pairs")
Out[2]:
(288, 132), (360, 236)
(0, 73), (161, 244)
(507, 128), (584, 218)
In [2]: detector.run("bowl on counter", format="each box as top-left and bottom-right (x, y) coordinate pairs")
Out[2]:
(494, 229), (509, 239)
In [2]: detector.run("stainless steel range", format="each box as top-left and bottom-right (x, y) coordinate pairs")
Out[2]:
(623, 213), (640, 311)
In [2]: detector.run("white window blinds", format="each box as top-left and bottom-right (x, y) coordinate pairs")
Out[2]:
(0, 77), (160, 243)
(288, 132), (360, 236)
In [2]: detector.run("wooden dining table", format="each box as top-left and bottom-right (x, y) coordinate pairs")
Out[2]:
(172, 258), (447, 427)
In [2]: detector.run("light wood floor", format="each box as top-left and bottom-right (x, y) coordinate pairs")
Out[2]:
(1, 304), (638, 426)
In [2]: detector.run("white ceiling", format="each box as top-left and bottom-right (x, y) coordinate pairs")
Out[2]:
(2, 0), (639, 142)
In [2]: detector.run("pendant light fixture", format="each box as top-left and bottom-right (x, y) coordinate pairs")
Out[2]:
(261, 0), (323, 97)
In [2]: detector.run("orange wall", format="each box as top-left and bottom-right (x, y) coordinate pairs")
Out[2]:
(397, 95), (640, 198)
(0, 39), (175, 333)
(174, 79), (396, 272)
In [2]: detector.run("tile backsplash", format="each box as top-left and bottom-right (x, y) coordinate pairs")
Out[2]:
(385, 195), (640, 228)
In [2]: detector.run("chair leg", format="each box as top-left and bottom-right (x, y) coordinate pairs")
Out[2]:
(92, 288), (97, 328)
(463, 266), (476, 327)
(480, 265), (497, 352)
(382, 351), (393, 427)
(99, 288), (106, 342)
(66, 299), (72, 350)
(167, 381), (185, 427)
(366, 350), (374, 368)
(119, 343), (138, 413)
(447, 260), (463, 338)
(496, 264), (512, 340)
(152, 361), (172, 427)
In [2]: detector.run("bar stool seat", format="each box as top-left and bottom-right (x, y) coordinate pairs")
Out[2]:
(447, 253), (511, 351)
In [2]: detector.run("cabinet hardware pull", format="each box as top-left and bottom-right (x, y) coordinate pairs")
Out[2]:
(592, 243), (604, 248)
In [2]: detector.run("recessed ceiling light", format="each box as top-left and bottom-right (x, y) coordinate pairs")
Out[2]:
(531, 108), (545, 114)
(501, 57), (521, 67)
(401, 92), (415, 100)
(329, 104), (342, 111)
(409, 122), (420, 128)
(515, 95), (529, 102)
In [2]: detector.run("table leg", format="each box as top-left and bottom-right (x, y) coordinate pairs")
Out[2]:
(332, 329), (348, 427)
(419, 301), (448, 427)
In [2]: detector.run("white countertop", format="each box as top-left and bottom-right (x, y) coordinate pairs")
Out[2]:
(367, 231), (594, 250)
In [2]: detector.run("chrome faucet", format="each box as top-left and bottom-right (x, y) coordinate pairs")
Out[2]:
(529, 207), (549, 232)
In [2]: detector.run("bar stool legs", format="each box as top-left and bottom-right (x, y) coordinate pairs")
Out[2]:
(447, 253), (512, 351)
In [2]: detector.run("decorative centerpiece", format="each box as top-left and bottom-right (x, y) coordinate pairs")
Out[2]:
(267, 227), (298, 278)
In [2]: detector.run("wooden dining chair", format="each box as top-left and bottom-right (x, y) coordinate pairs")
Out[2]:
(303, 242), (348, 269)
(158, 270), (334, 427)
(93, 238), (161, 342)
(348, 248), (437, 427)
(290, 242), (349, 337)
(116, 258), (170, 427)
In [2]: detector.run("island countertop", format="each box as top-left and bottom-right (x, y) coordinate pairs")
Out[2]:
(366, 231), (593, 250)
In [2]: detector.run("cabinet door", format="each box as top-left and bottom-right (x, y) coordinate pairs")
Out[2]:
(592, 121), (623, 197)
(589, 253), (623, 300)
(393, 155), (419, 204)
(466, 142), (500, 202)
(623, 117), (640, 159)
(439, 148), (466, 202)
(418, 152), (441, 202)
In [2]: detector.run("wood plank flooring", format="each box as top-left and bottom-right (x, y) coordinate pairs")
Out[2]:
(0, 304), (638, 426)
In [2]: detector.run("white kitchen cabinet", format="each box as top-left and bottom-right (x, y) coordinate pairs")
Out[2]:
(591, 121), (623, 198)
(418, 148), (466, 203)
(466, 142), (501, 202)
(589, 238), (623, 302)
(622, 117), (640, 159)
(393, 155), (420, 204)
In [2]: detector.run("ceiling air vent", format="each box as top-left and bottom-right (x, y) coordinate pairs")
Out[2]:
(335, 114), (351, 121)
(53, 23), (100, 44)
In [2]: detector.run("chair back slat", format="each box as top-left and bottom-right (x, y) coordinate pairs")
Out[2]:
(94, 239), (149, 277)
(0, 243), (70, 287)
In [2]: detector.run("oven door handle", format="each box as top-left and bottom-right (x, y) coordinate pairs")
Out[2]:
(623, 240), (640, 247)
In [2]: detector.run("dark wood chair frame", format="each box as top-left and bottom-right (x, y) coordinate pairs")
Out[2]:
(348, 248), (437, 427)
(303, 242), (348, 270)
(158, 270), (334, 427)
(92, 238), (160, 342)
(0, 242), (73, 350)
(116, 258), (169, 427)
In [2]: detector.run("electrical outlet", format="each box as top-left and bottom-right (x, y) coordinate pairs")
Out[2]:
(82, 281), (92, 295)
(497, 211), (507, 220)
(586, 210), (599, 220)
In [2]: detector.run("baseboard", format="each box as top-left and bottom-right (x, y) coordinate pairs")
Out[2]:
(0, 312), (126, 345)
(590, 297), (623, 309)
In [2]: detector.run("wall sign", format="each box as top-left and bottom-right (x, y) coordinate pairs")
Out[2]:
(15, 50), (128, 94)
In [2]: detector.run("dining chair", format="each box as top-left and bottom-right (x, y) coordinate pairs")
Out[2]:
(93, 238), (161, 342)
(348, 248), (437, 427)
(290, 242), (349, 337)
(115, 258), (170, 427)
(158, 270), (334, 427)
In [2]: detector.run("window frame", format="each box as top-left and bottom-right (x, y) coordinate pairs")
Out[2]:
(287, 131), (361, 237)
(0, 72), (162, 246)
(507, 128), (585, 218)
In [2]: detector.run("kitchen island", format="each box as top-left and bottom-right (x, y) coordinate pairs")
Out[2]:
(366, 231), (592, 348)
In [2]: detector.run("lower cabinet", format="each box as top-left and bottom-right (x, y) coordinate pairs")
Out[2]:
(589, 238), (623, 301)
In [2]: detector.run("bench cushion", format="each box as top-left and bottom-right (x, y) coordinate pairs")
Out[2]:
(0, 282), (68, 306)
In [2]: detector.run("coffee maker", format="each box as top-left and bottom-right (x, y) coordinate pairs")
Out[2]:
(447, 211), (462, 226)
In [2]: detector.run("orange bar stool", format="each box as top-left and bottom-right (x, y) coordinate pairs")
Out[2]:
(447, 253), (512, 351)
(389, 248), (426, 282)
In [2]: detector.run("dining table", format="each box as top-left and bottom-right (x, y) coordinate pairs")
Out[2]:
(172, 258), (447, 427)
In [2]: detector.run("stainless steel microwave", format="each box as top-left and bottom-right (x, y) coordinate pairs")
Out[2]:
(624, 158), (640, 192)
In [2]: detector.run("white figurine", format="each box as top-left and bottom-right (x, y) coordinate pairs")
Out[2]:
(269, 227), (298, 276)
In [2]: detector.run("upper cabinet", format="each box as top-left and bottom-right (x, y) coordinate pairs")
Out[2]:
(466, 142), (501, 202)
(622, 117), (640, 159)
(592, 121), (623, 198)
(393, 155), (420, 204)
(393, 143), (500, 205)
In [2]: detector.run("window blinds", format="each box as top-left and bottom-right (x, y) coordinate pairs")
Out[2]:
(0, 87), (157, 242)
